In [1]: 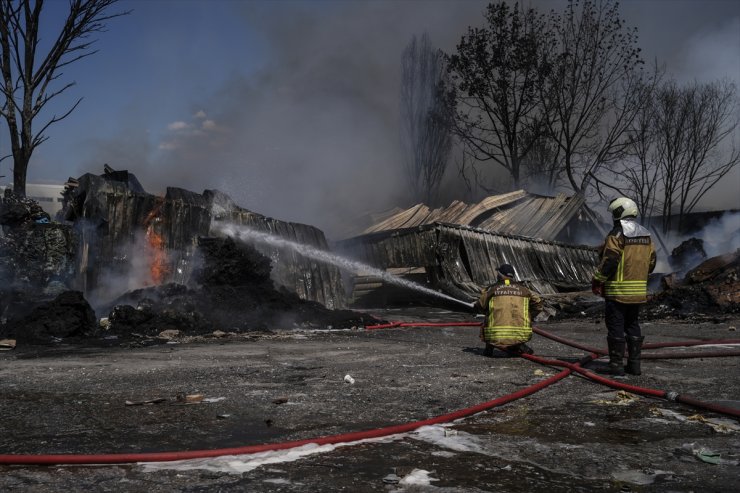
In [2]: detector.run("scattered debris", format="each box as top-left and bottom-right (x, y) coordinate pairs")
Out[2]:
(0, 338), (16, 350)
(344, 374), (355, 384)
(177, 394), (204, 404)
(272, 397), (289, 405)
(650, 407), (740, 433)
(202, 397), (226, 403)
(158, 329), (181, 340)
(590, 391), (639, 406)
(682, 443), (739, 465)
(125, 398), (167, 406)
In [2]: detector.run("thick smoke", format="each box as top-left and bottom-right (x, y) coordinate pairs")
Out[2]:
(77, 1), (490, 239)
(65, 1), (738, 239)
(653, 211), (740, 275)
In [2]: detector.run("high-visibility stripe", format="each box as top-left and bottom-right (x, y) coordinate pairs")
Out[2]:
(594, 271), (608, 282)
(485, 326), (531, 330)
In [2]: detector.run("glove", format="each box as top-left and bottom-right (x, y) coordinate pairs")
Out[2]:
(591, 279), (604, 297)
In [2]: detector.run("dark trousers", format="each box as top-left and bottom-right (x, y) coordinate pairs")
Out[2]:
(605, 300), (641, 339)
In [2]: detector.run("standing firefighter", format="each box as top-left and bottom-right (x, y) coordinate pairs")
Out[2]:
(592, 197), (657, 376)
(474, 264), (543, 356)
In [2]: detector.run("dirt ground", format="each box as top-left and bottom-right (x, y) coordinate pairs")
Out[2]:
(1, 307), (739, 492)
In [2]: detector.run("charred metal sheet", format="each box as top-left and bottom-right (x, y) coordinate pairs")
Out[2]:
(357, 190), (596, 242)
(336, 223), (598, 299)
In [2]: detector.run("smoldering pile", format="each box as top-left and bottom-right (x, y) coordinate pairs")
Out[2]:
(646, 247), (739, 320)
(100, 236), (373, 340)
(0, 168), (378, 346)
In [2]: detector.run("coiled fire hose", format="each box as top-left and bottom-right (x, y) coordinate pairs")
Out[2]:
(0, 320), (737, 465)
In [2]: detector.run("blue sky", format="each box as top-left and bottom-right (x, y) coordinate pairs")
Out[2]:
(2, 0), (739, 236)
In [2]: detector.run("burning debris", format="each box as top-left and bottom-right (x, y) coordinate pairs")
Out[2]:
(102, 236), (373, 339)
(3, 164), (738, 344)
(60, 166), (346, 309)
(1, 167), (377, 345)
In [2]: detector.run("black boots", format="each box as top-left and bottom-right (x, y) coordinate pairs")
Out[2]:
(625, 335), (644, 375)
(483, 344), (493, 357)
(516, 343), (534, 355)
(596, 337), (626, 376)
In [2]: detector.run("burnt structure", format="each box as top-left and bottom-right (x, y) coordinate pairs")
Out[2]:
(336, 223), (600, 305)
(61, 167), (346, 309)
(356, 190), (605, 243)
(336, 190), (604, 305)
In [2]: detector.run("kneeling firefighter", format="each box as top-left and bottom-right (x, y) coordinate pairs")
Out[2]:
(592, 197), (656, 376)
(474, 264), (543, 356)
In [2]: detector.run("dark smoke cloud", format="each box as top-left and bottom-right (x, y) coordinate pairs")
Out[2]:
(78, 1), (489, 239)
(76, 0), (738, 238)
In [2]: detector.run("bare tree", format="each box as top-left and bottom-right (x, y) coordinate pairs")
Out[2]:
(541, 0), (653, 197)
(400, 33), (453, 205)
(620, 85), (662, 227)
(657, 80), (740, 233)
(605, 78), (739, 234)
(0, 0), (127, 196)
(445, 2), (549, 190)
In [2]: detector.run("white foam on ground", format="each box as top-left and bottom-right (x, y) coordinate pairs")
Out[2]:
(397, 468), (438, 486)
(139, 435), (403, 474)
(412, 425), (500, 456)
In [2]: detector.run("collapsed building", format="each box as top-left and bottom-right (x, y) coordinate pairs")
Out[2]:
(335, 190), (606, 305)
(61, 166), (346, 309)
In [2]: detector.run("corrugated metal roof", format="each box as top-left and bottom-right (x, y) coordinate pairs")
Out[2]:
(336, 223), (599, 299)
(361, 190), (587, 241)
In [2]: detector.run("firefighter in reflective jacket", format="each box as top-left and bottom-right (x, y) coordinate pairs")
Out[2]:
(592, 197), (657, 376)
(474, 264), (543, 356)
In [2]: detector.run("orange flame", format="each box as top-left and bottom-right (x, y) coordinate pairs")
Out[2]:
(144, 201), (170, 285)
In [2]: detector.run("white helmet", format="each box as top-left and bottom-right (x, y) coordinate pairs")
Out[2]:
(608, 197), (639, 220)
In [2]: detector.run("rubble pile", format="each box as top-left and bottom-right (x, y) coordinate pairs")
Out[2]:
(0, 167), (374, 345)
(0, 190), (78, 341)
(647, 250), (740, 319)
(669, 237), (707, 274)
(100, 236), (375, 339)
(1, 291), (97, 344)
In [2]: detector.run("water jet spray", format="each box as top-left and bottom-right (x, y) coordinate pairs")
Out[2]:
(214, 222), (474, 309)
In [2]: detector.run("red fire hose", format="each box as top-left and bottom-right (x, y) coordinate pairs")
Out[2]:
(520, 352), (740, 418)
(0, 355), (593, 465)
(368, 321), (740, 417)
(1, 320), (737, 466)
(532, 326), (740, 355)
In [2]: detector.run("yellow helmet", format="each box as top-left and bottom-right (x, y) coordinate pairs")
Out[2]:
(608, 197), (639, 220)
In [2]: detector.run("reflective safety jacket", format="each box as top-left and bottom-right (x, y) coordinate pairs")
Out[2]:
(475, 279), (543, 346)
(593, 219), (657, 304)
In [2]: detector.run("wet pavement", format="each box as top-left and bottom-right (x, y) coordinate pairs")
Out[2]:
(1, 307), (739, 492)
